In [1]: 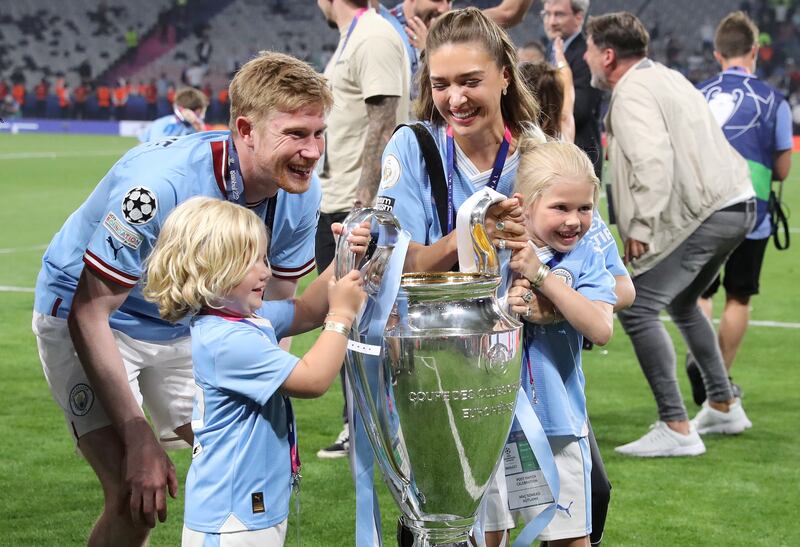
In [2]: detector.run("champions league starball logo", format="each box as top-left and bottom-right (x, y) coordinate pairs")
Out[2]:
(121, 186), (157, 225)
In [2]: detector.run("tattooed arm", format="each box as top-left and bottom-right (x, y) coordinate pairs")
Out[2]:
(354, 95), (400, 207)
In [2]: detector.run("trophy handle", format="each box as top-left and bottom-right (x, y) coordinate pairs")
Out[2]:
(334, 209), (417, 511)
(334, 207), (402, 293)
(464, 191), (502, 276)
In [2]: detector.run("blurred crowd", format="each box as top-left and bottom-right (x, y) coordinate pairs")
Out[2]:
(1, 0), (798, 131)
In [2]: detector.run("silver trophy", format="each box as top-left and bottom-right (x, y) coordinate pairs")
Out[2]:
(335, 197), (522, 546)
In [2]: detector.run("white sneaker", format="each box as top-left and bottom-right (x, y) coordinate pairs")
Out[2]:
(316, 425), (350, 459)
(691, 398), (752, 435)
(615, 421), (706, 457)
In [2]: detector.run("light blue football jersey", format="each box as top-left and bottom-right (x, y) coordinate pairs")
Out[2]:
(34, 131), (320, 341)
(185, 300), (298, 533)
(586, 210), (627, 277)
(522, 242), (616, 437)
(375, 122), (520, 245)
(138, 114), (197, 143)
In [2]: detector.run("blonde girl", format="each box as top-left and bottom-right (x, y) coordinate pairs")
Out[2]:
(145, 197), (365, 546)
(483, 141), (617, 547)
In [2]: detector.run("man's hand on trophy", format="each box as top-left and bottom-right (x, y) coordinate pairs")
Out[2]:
(508, 277), (558, 324)
(487, 194), (527, 251)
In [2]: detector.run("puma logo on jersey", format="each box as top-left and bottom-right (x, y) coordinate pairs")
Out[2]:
(106, 236), (123, 259)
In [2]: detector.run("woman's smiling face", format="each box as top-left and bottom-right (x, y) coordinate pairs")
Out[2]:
(428, 41), (508, 139)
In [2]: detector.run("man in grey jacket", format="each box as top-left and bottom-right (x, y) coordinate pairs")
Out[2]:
(584, 12), (756, 457)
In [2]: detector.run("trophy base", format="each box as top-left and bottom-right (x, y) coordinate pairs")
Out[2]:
(399, 515), (475, 547)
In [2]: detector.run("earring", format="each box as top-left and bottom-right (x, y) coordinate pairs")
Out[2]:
(502, 87), (508, 96)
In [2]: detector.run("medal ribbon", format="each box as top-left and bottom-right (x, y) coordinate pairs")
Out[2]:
(226, 135), (276, 226)
(224, 135), (246, 206)
(334, 7), (368, 65)
(521, 251), (564, 392)
(445, 124), (512, 234)
(285, 397), (301, 480)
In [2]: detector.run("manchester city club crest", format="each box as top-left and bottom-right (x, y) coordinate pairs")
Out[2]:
(379, 154), (402, 189)
(69, 383), (95, 416)
(550, 267), (574, 288)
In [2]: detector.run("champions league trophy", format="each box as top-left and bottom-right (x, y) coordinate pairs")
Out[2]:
(335, 195), (523, 546)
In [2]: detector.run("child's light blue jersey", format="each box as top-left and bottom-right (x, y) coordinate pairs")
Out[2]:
(34, 131), (320, 341)
(375, 122), (520, 244)
(138, 114), (197, 143)
(523, 240), (617, 437)
(586, 210), (627, 277)
(185, 300), (298, 533)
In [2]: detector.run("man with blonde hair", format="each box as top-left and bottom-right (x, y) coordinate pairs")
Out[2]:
(32, 51), (330, 545)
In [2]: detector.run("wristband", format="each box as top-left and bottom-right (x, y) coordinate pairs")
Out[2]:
(323, 321), (351, 338)
(529, 264), (550, 289)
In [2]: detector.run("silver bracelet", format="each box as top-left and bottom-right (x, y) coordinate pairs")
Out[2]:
(530, 264), (550, 289)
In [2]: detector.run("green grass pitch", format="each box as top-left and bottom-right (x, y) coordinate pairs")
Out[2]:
(0, 133), (798, 545)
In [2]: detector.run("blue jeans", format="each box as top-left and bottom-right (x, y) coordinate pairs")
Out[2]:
(618, 201), (756, 422)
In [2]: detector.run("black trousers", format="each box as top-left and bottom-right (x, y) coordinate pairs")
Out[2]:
(586, 420), (611, 545)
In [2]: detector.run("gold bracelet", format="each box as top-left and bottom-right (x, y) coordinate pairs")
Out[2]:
(530, 264), (550, 289)
(323, 321), (351, 338)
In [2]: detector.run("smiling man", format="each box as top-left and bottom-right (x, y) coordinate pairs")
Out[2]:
(31, 51), (331, 546)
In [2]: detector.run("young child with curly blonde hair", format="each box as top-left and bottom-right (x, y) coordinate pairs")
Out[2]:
(145, 197), (365, 546)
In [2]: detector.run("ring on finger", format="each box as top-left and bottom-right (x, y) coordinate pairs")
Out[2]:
(524, 306), (531, 318)
(496, 220), (506, 232)
(522, 290), (533, 303)
(498, 238), (506, 250)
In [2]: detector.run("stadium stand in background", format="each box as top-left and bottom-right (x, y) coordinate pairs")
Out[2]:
(1, 0), (798, 129)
